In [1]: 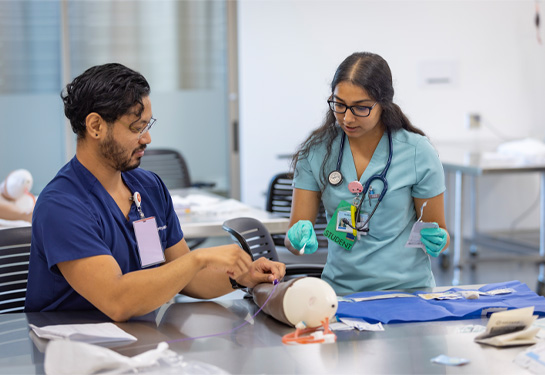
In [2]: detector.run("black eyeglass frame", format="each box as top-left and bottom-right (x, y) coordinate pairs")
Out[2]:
(327, 100), (378, 118)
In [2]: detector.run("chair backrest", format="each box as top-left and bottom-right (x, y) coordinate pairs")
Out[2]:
(222, 217), (324, 279)
(265, 172), (294, 217)
(265, 172), (328, 249)
(0, 226), (32, 314)
(222, 217), (279, 262)
(139, 148), (191, 190)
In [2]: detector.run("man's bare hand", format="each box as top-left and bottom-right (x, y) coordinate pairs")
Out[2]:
(235, 257), (286, 288)
(196, 244), (253, 279)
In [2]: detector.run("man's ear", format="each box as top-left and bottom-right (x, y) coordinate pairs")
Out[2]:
(85, 113), (105, 139)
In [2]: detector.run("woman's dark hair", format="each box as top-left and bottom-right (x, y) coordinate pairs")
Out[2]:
(291, 52), (425, 190)
(61, 63), (151, 139)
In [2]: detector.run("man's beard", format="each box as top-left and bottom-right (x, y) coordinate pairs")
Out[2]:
(100, 132), (144, 172)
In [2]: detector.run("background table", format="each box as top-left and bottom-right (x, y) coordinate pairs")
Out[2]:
(436, 142), (545, 292)
(171, 188), (289, 239)
(0, 285), (534, 375)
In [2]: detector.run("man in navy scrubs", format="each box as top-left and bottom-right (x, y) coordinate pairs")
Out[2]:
(25, 63), (285, 321)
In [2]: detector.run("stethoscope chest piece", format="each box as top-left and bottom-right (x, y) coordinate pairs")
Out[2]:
(328, 170), (343, 186)
(328, 132), (347, 187)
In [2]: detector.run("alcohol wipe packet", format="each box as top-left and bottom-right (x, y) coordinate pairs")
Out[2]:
(430, 354), (469, 366)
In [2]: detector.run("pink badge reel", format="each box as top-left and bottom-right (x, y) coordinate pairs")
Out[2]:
(348, 181), (364, 194)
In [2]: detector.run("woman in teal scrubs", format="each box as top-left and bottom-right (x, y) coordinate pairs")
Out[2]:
(286, 52), (450, 295)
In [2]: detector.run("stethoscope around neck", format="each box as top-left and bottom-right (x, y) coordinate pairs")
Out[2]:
(328, 129), (393, 232)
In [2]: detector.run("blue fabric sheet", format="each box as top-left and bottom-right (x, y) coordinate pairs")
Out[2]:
(336, 280), (545, 324)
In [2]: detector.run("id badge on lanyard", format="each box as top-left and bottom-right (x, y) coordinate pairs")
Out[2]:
(324, 200), (357, 251)
(132, 192), (165, 268)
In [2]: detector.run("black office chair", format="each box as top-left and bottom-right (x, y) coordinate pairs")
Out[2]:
(265, 172), (328, 249)
(140, 148), (189, 189)
(0, 226), (32, 314)
(222, 217), (324, 280)
(139, 148), (213, 249)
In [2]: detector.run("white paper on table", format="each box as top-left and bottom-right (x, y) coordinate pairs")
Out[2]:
(329, 322), (355, 331)
(188, 199), (249, 215)
(515, 341), (545, 374)
(474, 307), (539, 347)
(29, 322), (137, 344)
(338, 317), (384, 331)
(455, 324), (486, 334)
(532, 318), (545, 340)
(171, 193), (250, 216)
(350, 293), (416, 302)
(0, 218), (31, 228)
(496, 138), (545, 165)
(171, 194), (221, 209)
(44, 341), (230, 375)
(475, 327), (540, 347)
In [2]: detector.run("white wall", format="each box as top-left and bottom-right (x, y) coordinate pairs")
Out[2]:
(238, 0), (545, 232)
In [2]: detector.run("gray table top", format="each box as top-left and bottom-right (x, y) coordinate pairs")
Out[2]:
(0, 288), (534, 375)
(435, 140), (545, 175)
(170, 188), (289, 238)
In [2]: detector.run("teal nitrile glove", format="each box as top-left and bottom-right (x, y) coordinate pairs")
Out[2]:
(287, 220), (319, 254)
(420, 225), (448, 257)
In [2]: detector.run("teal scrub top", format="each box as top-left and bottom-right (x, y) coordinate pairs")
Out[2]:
(294, 128), (446, 295)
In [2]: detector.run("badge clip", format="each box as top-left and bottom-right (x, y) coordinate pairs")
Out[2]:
(132, 191), (145, 219)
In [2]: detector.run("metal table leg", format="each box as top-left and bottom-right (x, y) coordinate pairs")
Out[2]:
(538, 172), (545, 295)
(452, 170), (463, 285)
(469, 175), (478, 257)
(439, 171), (451, 269)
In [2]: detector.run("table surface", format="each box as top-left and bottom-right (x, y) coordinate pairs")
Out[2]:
(0, 286), (535, 375)
(0, 188), (290, 237)
(435, 140), (545, 175)
(171, 188), (289, 239)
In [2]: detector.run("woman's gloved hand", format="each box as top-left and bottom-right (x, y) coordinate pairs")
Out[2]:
(420, 225), (448, 257)
(287, 220), (318, 254)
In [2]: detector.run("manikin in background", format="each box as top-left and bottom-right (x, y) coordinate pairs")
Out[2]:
(0, 169), (35, 223)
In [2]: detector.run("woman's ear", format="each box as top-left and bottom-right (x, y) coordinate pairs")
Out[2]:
(85, 112), (104, 139)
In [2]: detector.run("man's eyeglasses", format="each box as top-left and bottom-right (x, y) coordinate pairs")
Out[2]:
(327, 101), (377, 117)
(128, 117), (156, 139)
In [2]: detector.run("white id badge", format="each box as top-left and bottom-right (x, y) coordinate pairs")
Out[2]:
(133, 216), (165, 268)
(336, 210), (353, 233)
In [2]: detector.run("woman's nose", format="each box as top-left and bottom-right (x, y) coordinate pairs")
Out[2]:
(344, 109), (356, 122)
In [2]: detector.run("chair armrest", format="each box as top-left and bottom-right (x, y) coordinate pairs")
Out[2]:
(191, 182), (216, 189)
(285, 264), (324, 278)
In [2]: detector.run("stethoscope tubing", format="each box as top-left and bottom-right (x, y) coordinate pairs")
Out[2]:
(335, 133), (346, 174)
(332, 129), (393, 232)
